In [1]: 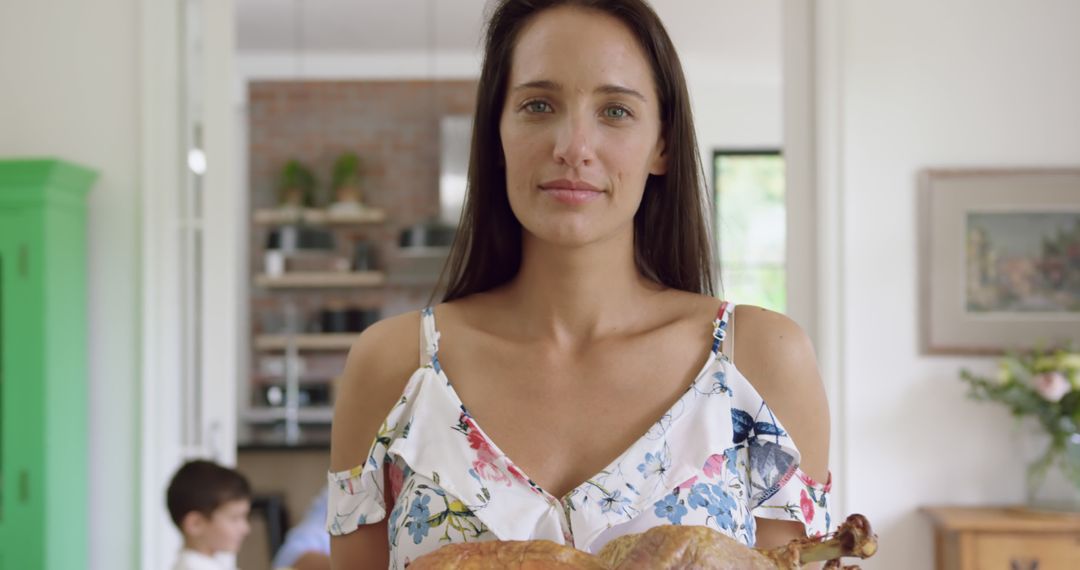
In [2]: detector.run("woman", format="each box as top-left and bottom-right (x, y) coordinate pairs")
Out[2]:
(328, 1), (831, 568)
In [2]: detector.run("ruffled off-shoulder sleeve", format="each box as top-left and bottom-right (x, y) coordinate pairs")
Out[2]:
(729, 363), (833, 538)
(326, 383), (419, 536)
(326, 454), (387, 535)
(748, 444), (833, 538)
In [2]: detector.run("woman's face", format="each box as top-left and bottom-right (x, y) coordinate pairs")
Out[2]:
(499, 6), (667, 249)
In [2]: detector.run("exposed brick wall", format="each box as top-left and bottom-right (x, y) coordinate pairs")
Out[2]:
(248, 78), (477, 314)
(245, 80), (478, 438)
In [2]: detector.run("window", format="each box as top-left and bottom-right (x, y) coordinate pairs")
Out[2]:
(713, 150), (786, 312)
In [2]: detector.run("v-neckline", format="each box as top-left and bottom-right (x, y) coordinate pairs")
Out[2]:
(425, 311), (725, 505)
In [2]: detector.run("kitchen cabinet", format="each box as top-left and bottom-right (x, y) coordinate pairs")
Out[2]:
(0, 158), (94, 570)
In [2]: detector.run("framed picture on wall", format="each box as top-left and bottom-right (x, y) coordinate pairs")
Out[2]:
(920, 168), (1080, 354)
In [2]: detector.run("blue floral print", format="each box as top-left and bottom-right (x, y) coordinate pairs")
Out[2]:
(598, 490), (632, 515)
(654, 493), (689, 524)
(637, 450), (670, 479)
(406, 495), (432, 544)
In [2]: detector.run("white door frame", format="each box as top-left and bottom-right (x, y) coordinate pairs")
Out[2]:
(139, 0), (240, 566)
(782, 0), (848, 518)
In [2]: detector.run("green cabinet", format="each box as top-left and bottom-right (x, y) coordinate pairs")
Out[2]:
(0, 159), (94, 569)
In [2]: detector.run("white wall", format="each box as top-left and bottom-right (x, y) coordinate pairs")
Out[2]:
(826, 1), (1080, 567)
(684, 57), (783, 158)
(0, 0), (140, 568)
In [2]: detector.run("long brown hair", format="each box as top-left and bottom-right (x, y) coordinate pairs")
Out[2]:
(439, 0), (714, 302)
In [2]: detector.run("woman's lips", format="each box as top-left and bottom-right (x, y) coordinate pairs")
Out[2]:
(539, 179), (604, 205)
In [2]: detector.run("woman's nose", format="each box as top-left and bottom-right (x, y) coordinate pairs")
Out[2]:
(552, 114), (596, 168)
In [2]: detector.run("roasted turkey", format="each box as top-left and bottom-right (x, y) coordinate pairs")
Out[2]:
(409, 513), (877, 569)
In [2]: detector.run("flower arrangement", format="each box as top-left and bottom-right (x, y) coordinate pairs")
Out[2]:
(960, 347), (1080, 507)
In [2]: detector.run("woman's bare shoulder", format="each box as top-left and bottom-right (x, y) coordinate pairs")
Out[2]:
(348, 310), (424, 379)
(330, 310), (423, 471)
(731, 305), (830, 482)
(730, 305), (817, 375)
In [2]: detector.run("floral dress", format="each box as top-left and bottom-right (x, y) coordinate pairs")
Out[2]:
(327, 302), (832, 569)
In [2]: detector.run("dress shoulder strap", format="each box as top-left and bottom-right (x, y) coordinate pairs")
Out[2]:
(710, 301), (736, 364)
(419, 307), (442, 367)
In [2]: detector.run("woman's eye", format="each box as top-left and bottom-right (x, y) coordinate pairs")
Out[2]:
(604, 105), (631, 120)
(524, 100), (551, 113)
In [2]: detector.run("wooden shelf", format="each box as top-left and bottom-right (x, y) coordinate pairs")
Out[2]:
(238, 442), (330, 452)
(254, 334), (358, 351)
(242, 407), (334, 424)
(254, 271), (385, 289)
(396, 246), (452, 258)
(251, 373), (339, 385)
(253, 207), (386, 226)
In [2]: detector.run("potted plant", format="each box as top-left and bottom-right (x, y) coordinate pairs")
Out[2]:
(960, 347), (1080, 510)
(330, 151), (365, 211)
(277, 159), (318, 210)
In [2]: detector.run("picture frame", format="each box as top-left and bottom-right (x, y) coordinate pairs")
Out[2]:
(920, 168), (1080, 355)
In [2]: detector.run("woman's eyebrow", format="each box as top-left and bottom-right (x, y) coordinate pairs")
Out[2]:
(511, 80), (647, 102)
(512, 79), (562, 92)
(596, 84), (647, 102)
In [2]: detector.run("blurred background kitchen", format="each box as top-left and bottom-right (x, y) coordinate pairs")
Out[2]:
(2, 0), (1079, 568)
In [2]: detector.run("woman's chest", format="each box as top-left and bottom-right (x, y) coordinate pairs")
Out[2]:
(437, 340), (710, 499)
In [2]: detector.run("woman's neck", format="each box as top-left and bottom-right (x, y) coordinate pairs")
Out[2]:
(500, 233), (664, 347)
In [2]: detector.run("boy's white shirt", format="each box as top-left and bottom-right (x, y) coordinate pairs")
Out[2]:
(171, 548), (237, 570)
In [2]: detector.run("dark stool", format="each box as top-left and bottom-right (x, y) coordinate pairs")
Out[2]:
(250, 493), (291, 561)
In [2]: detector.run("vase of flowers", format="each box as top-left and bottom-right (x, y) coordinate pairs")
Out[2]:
(960, 347), (1080, 511)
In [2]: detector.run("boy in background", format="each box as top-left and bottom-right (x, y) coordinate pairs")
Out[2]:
(167, 460), (253, 570)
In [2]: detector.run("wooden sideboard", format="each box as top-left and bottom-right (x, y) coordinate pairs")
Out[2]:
(922, 506), (1080, 570)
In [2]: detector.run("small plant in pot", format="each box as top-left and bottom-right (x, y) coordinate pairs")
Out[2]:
(330, 151), (365, 211)
(277, 159), (318, 210)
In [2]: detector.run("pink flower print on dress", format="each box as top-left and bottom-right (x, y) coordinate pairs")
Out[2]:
(800, 489), (815, 524)
(677, 476), (698, 492)
(702, 454), (726, 478)
(461, 419), (510, 485)
(466, 429), (499, 464)
(796, 468), (832, 493)
(506, 463), (530, 486)
(472, 460), (510, 485)
(388, 463), (405, 497)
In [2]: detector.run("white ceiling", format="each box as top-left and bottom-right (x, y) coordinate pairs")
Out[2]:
(236, 0), (491, 52)
(236, 0), (780, 66)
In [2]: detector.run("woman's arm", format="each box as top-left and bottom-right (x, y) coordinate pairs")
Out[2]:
(731, 306), (831, 568)
(329, 313), (421, 570)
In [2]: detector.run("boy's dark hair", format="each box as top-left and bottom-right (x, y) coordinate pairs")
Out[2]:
(166, 460), (252, 528)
